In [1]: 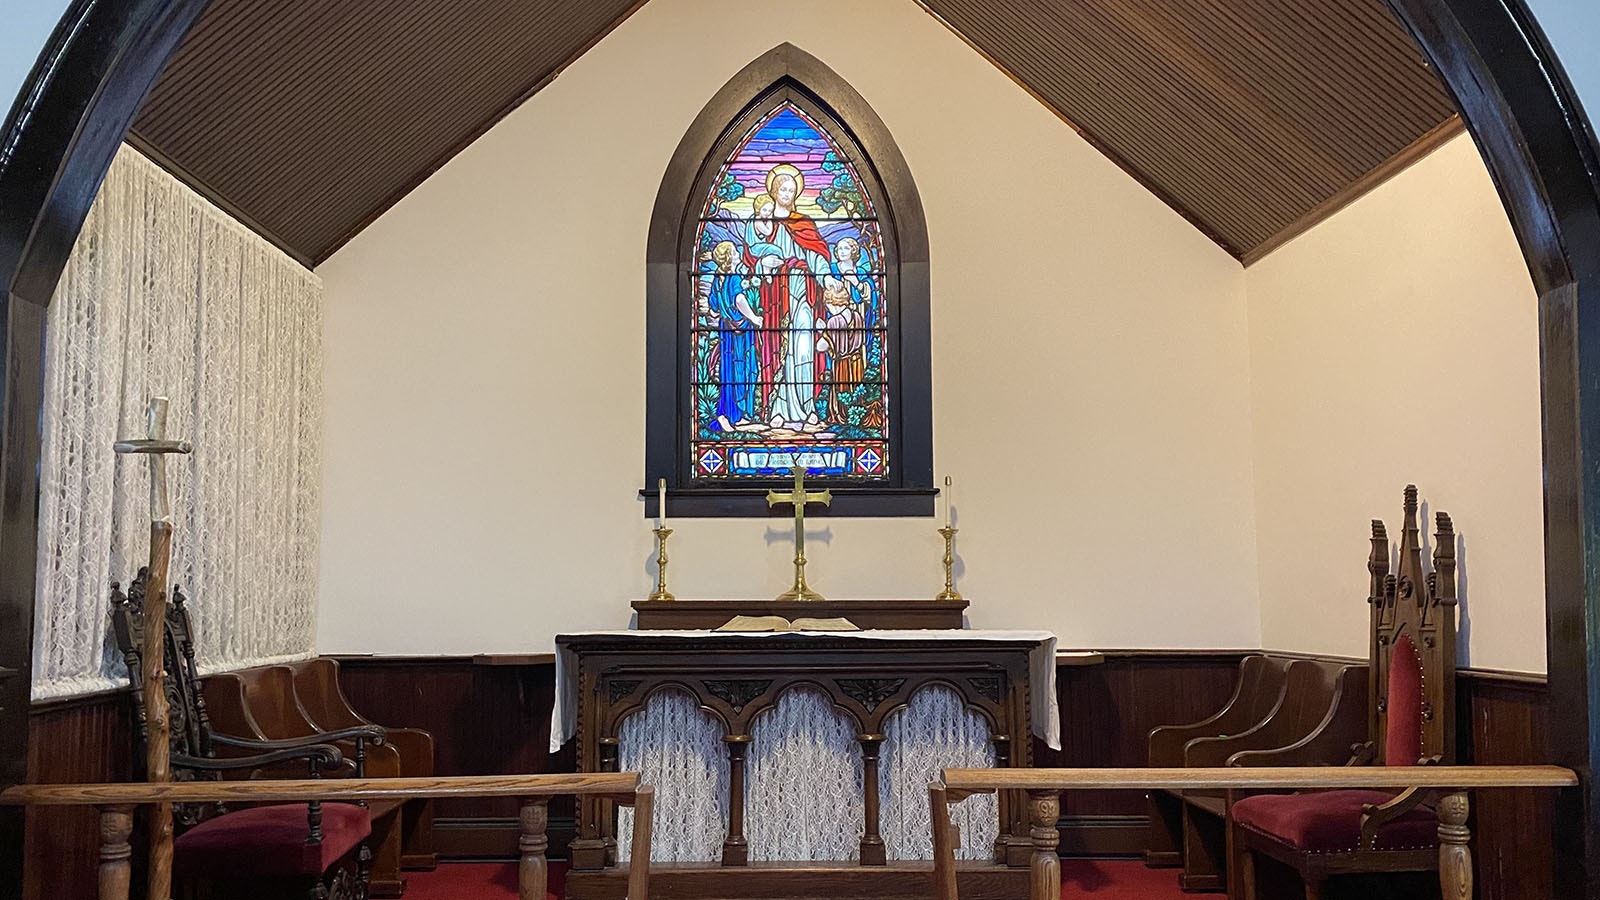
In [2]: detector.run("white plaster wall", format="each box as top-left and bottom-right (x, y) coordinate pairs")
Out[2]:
(1246, 134), (1545, 673)
(314, 0), (1259, 655)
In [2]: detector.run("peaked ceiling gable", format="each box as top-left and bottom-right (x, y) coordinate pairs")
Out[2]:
(916, 0), (1461, 262)
(127, 0), (1461, 267)
(129, 0), (649, 267)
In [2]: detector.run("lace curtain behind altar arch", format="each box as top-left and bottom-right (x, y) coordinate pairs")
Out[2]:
(617, 689), (730, 862)
(882, 684), (998, 860)
(31, 145), (323, 699)
(618, 683), (997, 862)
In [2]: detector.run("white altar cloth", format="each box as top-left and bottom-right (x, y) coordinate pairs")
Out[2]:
(550, 629), (1061, 752)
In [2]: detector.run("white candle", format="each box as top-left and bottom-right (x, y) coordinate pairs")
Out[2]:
(658, 478), (667, 529)
(944, 475), (953, 528)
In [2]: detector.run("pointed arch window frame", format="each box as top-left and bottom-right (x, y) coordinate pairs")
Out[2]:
(644, 45), (933, 518)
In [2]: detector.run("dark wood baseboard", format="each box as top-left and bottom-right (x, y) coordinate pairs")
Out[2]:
(432, 811), (1150, 862)
(432, 815), (576, 860)
(565, 861), (1028, 900)
(1056, 815), (1149, 857)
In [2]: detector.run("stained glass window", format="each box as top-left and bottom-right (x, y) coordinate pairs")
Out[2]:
(647, 48), (930, 517)
(688, 104), (889, 481)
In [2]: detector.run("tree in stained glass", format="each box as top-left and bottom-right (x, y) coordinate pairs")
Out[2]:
(690, 104), (889, 481)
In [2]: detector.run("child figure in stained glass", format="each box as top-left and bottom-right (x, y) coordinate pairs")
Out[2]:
(744, 192), (785, 273)
(830, 237), (878, 330)
(703, 241), (761, 431)
(818, 278), (866, 422)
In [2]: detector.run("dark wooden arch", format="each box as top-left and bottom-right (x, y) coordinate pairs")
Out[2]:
(643, 43), (934, 517)
(1374, 1), (1600, 893)
(2, 1), (1600, 895)
(0, 0), (212, 891)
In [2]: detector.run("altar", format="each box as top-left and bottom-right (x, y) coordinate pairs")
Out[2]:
(552, 626), (1059, 899)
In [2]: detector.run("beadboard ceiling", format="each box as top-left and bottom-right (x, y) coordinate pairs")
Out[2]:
(127, 0), (1459, 267)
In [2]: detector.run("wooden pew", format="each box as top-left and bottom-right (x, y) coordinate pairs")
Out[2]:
(1147, 656), (1367, 889)
(293, 658), (437, 870)
(932, 766), (1576, 900)
(2, 773), (652, 900)
(1146, 655), (1291, 869)
(204, 660), (436, 896)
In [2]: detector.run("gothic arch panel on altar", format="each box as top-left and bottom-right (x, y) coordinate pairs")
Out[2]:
(644, 43), (932, 517)
(611, 680), (1002, 863)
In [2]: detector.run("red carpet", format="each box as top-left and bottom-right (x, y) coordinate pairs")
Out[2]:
(404, 859), (1183, 899)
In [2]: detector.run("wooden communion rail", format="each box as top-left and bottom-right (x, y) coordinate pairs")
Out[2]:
(1, 772), (653, 900)
(930, 766), (1577, 900)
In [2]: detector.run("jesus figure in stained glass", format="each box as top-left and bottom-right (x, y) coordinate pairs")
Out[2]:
(756, 164), (832, 428)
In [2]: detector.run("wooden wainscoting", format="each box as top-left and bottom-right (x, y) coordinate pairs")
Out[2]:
(1040, 650), (1251, 856)
(21, 651), (1550, 900)
(1458, 669), (1551, 900)
(333, 656), (578, 859)
(25, 691), (136, 900)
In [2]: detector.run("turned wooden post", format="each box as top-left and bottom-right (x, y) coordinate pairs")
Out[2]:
(1027, 789), (1060, 900)
(929, 782), (959, 900)
(97, 804), (135, 900)
(1437, 790), (1472, 900)
(598, 738), (620, 866)
(519, 797), (550, 900)
(722, 735), (751, 866)
(627, 786), (654, 900)
(859, 734), (886, 865)
(992, 734), (1012, 863)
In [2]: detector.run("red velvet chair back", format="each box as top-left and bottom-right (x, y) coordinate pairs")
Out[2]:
(1383, 634), (1424, 766)
(1367, 485), (1457, 765)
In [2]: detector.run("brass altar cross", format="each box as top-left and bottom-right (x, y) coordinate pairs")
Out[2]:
(767, 466), (832, 601)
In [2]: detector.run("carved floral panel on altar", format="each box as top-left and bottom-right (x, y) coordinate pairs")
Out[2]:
(690, 103), (889, 481)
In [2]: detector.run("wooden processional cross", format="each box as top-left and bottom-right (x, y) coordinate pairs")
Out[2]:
(766, 467), (831, 601)
(114, 397), (192, 900)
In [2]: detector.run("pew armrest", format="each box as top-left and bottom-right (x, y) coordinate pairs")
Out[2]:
(1226, 666), (1369, 768)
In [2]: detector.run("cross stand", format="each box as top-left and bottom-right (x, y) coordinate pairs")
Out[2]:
(113, 397), (192, 900)
(766, 467), (831, 602)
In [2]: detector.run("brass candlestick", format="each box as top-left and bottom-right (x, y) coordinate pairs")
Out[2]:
(650, 526), (675, 602)
(936, 526), (962, 602)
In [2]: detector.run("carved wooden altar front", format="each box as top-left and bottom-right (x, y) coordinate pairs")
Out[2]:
(557, 632), (1043, 898)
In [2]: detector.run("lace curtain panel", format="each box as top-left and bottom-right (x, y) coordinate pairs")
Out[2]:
(31, 145), (323, 700)
(617, 684), (998, 862)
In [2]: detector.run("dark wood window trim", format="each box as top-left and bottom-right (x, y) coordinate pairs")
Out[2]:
(643, 44), (932, 518)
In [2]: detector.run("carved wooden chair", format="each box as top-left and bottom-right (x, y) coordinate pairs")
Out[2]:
(111, 568), (385, 899)
(1230, 485), (1457, 900)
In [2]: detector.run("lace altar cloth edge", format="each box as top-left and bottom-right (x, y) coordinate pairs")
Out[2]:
(551, 629), (1060, 752)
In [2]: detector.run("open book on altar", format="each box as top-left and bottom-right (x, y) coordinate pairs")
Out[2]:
(714, 614), (861, 632)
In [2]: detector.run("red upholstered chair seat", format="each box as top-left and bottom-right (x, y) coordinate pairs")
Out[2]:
(1232, 790), (1437, 852)
(174, 803), (371, 877)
